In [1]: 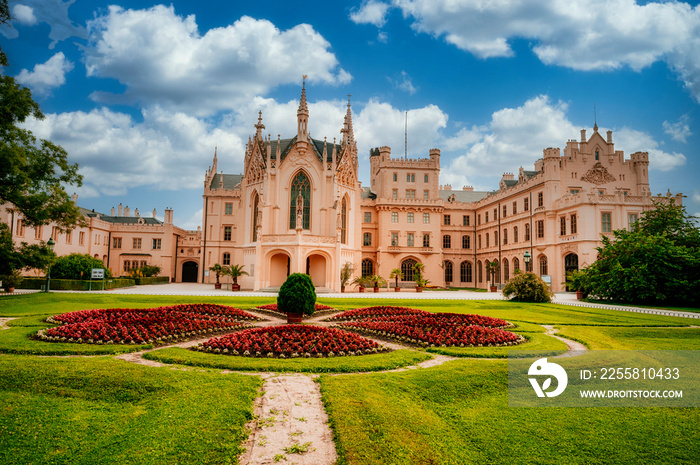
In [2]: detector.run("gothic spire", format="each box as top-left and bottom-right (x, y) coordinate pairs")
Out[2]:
(297, 75), (309, 140)
(255, 110), (265, 139)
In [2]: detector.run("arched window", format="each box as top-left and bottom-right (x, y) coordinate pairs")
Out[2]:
(462, 235), (470, 249)
(477, 260), (483, 283)
(513, 226), (518, 243)
(252, 191), (259, 242)
(503, 229), (508, 245)
(361, 259), (374, 277)
(341, 197), (348, 244)
(513, 257), (520, 272)
(444, 261), (453, 283)
(503, 258), (510, 281)
(223, 252), (231, 265)
(539, 255), (548, 276)
(289, 171), (311, 229)
(460, 261), (472, 283)
(401, 259), (417, 282)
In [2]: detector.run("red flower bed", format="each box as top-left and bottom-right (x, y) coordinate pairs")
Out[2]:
(194, 325), (386, 358)
(255, 303), (333, 313)
(337, 312), (520, 348)
(37, 304), (260, 345)
(327, 306), (511, 328)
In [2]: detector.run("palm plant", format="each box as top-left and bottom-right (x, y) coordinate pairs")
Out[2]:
(209, 263), (224, 287)
(224, 264), (249, 291)
(389, 268), (403, 290)
(340, 262), (354, 292)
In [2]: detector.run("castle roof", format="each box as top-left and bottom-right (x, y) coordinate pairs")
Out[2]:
(264, 136), (338, 164)
(439, 189), (489, 203)
(209, 173), (243, 190)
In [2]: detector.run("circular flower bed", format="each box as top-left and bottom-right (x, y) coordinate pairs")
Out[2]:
(37, 304), (260, 345)
(255, 303), (333, 313)
(193, 325), (387, 358)
(335, 307), (521, 348)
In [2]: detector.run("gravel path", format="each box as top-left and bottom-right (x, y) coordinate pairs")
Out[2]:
(543, 325), (588, 357)
(0, 317), (16, 330)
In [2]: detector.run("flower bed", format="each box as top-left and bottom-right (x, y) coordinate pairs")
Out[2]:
(326, 306), (512, 328)
(325, 306), (430, 321)
(37, 304), (260, 345)
(253, 302), (336, 318)
(336, 311), (521, 348)
(193, 325), (387, 358)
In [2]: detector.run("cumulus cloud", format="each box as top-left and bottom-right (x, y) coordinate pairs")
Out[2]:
(12, 4), (37, 25)
(388, 70), (417, 94)
(366, 0), (700, 102)
(663, 115), (692, 143)
(350, 0), (391, 27)
(2, 0), (86, 47)
(15, 52), (73, 95)
(84, 5), (351, 116)
(614, 128), (686, 172)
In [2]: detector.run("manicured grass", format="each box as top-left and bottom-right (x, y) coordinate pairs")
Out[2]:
(426, 331), (567, 358)
(0, 355), (262, 465)
(555, 325), (700, 350)
(320, 359), (700, 464)
(144, 347), (432, 373)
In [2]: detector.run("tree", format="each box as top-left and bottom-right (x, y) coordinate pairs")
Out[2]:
(503, 270), (553, 303)
(50, 254), (111, 280)
(582, 198), (700, 306)
(0, 0), (84, 231)
(278, 273), (316, 317)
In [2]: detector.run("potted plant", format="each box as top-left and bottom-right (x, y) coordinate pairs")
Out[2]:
(209, 263), (224, 289)
(389, 268), (403, 292)
(225, 264), (249, 292)
(412, 262), (426, 292)
(486, 261), (500, 292)
(565, 270), (589, 300)
(369, 275), (386, 293)
(278, 273), (316, 324)
(351, 276), (369, 292)
(1, 270), (23, 293)
(340, 262), (354, 293)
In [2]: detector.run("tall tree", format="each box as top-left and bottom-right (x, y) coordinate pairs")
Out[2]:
(0, 0), (84, 231)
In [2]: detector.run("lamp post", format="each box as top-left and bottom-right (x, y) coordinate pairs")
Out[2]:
(523, 250), (531, 273)
(45, 237), (55, 293)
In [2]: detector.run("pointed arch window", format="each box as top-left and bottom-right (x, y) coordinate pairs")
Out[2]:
(289, 171), (311, 229)
(252, 192), (259, 242)
(341, 197), (348, 244)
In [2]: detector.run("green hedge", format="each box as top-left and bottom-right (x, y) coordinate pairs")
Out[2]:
(132, 276), (170, 285)
(19, 278), (135, 291)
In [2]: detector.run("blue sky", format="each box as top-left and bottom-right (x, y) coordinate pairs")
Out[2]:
(3, 0), (699, 228)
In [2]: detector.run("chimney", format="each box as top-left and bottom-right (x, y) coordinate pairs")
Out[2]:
(124, 206), (130, 217)
(72, 193), (78, 204)
(152, 208), (157, 218)
(462, 186), (473, 191)
(607, 130), (613, 144)
(580, 129), (586, 142)
(111, 207), (115, 216)
(134, 208), (140, 217)
(164, 208), (173, 224)
(118, 203), (123, 216)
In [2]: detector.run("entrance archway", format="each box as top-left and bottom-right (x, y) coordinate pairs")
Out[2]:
(306, 254), (327, 287)
(564, 253), (579, 291)
(182, 261), (198, 283)
(269, 253), (291, 287)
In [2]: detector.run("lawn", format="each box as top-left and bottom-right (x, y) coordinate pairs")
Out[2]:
(1, 292), (698, 464)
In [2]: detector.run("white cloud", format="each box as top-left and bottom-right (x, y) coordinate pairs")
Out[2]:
(692, 192), (700, 205)
(614, 128), (686, 172)
(663, 115), (692, 143)
(84, 6), (351, 116)
(388, 70), (417, 94)
(2, 0), (86, 47)
(178, 208), (203, 231)
(350, 0), (391, 27)
(12, 4), (36, 25)
(377, 31), (388, 43)
(378, 0), (700, 102)
(15, 52), (73, 95)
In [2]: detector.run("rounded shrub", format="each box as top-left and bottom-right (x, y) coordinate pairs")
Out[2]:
(277, 273), (316, 316)
(502, 270), (553, 303)
(50, 253), (111, 280)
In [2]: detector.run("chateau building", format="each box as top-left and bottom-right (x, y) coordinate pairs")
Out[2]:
(3, 82), (681, 292)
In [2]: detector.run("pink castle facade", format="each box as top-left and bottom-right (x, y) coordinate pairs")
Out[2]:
(2, 83), (681, 292)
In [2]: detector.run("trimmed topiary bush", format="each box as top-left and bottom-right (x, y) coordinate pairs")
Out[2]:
(502, 270), (553, 303)
(277, 273), (316, 316)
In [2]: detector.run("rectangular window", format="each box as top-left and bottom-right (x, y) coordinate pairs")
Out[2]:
(407, 212), (414, 223)
(133, 238), (142, 249)
(571, 189), (579, 195)
(393, 173), (397, 182)
(486, 233), (489, 248)
(79, 231), (85, 246)
(571, 214), (577, 234)
(560, 217), (566, 236)
(224, 226), (232, 241)
(152, 238), (162, 250)
(407, 233), (414, 247)
(423, 190), (429, 200)
(514, 227), (518, 243)
(463, 215), (469, 226)
(602, 212), (612, 232)
(485, 212), (489, 223)
(364, 212), (371, 223)
(537, 220), (545, 238)
(443, 235), (451, 249)
(392, 189), (398, 199)
(478, 235), (482, 248)
(538, 192), (544, 207)
(406, 189), (416, 199)
(503, 206), (507, 218)
(16, 219), (24, 237)
(35, 225), (42, 240)
(222, 253), (231, 265)
(391, 212), (399, 223)
(524, 198), (529, 211)
(423, 234), (430, 247)
(363, 232), (372, 246)
(225, 203), (233, 215)
(424, 174), (429, 183)
(477, 214), (481, 226)
(113, 237), (122, 249)
(512, 201), (517, 215)
(444, 215), (451, 225)
(51, 226), (59, 241)
(65, 231), (72, 244)
(406, 173), (415, 182)
(423, 213), (430, 224)
(462, 235), (470, 249)
(391, 232), (399, 246)
(503, 229), (508, 245)
(628, 213), (638, 231)
(525, 224), (530, 241)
